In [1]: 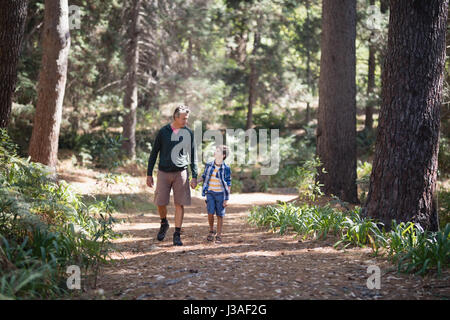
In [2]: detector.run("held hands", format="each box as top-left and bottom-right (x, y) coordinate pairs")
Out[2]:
(223, 200), (228, 207)
(146, 176), (154, 188)
(190, 178), (198, 189)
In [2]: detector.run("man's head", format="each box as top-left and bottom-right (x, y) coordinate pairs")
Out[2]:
(172, 105), (190, 128)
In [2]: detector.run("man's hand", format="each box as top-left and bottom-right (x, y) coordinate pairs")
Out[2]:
(146, 176), (154, 188)
(223, 200), (228, 208)
(190, 178), (198, 189)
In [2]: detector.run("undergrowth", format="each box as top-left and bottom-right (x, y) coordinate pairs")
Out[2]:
(248, 202), (449, 276)
(0, 129), (120, 299)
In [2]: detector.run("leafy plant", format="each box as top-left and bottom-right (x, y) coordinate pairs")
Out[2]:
(248, 200), (449, 276)
(0, 129), (120, 299)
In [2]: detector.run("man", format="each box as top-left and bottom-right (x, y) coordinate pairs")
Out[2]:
(146, 105), (198, 246)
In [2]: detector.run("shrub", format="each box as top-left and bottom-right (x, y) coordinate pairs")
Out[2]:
(0, 129), (120, 299)
(248, 201), (449, 276)
(71, 131), (126, 169)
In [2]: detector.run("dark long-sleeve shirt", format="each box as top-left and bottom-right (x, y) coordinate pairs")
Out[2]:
(147, 124), (198, 178)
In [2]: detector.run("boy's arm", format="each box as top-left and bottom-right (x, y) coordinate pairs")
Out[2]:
(225, 166), (232, 189)
(224, 166), (232, 202)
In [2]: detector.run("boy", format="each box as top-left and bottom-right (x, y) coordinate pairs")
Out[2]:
(197, 145), (231, 244)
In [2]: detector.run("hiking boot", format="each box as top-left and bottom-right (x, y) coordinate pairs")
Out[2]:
(173, 232), (183, 246)
(157, 221), (169, 241)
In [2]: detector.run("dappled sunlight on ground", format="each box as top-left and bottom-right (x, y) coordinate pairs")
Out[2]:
(57, 156), (450, 300)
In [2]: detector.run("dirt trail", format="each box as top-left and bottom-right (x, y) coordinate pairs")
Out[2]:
(58, 160), (449, 300)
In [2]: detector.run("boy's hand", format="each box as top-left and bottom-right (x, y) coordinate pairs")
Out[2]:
(190, 178), (198, 189)
(223, 200), (228, 207)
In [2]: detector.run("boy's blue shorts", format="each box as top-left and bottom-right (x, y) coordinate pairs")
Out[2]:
(206, 191), (226, 217)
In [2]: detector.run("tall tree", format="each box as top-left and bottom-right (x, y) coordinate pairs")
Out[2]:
(316, 0), (358, 203)
(122, 0), (141, 159)
(364, 0), (449, 231)
(28, 0), (70, 168)
(0, 0), (29, 128)
(364, 0), (376, 131)
(246, 26), (261, 130)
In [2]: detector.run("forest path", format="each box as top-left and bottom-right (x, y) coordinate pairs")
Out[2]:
(57, 157), (449, 300)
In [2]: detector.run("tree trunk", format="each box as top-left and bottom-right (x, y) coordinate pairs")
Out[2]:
(122, 0), (141, 159)
(246, 31), (260, 130)
(317, 0), (358, 204)
(305, 0), (312, 126)
(28, 0), (70, 169)
(365, 6), (376, 132)
(0, 0), (29, 128)
(363, 0), (448, 231)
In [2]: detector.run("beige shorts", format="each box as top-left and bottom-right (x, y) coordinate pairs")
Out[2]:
(154, 170), (191, 206)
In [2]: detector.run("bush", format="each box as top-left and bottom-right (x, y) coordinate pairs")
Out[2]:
(71, 131), (127, 169)
(248, 201), (449, 276)
(388, 222), (449, 275)
(0, 129), (120, 299)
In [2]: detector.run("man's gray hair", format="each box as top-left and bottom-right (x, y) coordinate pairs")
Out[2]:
(173, 105), (190, 119)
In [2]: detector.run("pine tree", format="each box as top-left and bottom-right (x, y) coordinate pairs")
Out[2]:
(364, 0), (449, 231)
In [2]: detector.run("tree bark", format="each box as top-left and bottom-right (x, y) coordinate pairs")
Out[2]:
(28, 0), (70, 169)
(305, 0), (312, 125)
(364, 0), (449, 231)
(365, 5), (376, 132)
(317, 0), (358, 204)
(122, 0), (141, 159)
(0, 0), (29, 128)
(246, 31), (260, 130)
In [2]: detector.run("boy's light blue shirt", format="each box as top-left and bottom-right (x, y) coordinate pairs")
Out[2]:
(201, 160), (232, 201)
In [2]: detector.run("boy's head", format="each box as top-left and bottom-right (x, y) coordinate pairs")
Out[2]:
(214, 145), (228, 163)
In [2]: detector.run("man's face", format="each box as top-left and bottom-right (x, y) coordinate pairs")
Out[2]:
(174, 112), (189, 127)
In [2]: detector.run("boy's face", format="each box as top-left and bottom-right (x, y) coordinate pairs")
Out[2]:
(214, 147), (224, 163)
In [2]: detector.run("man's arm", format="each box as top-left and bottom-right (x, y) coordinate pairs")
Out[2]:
(190, 130), (198, 179)
(147, 130), (162, 177)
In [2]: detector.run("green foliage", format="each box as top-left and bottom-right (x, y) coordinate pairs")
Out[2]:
(5, 104), (34, 156)
(70, 131), (127, 169)
(248, 201), (449, 276)
(438, 189), (450, 227)
(248, 203), (346, 240)
(356, 160), (372, 203)
(438, 135), (450, 177)
(387, 222), (450, 275)
(356, 128), (376, 156)
(293, 157), (324, 201)
(334, 210), (384, 251)
(0, 130), (120, 299)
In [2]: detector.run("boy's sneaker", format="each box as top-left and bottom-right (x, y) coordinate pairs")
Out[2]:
(173, 232), (183, 246)
(157, 221), (169, 241)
